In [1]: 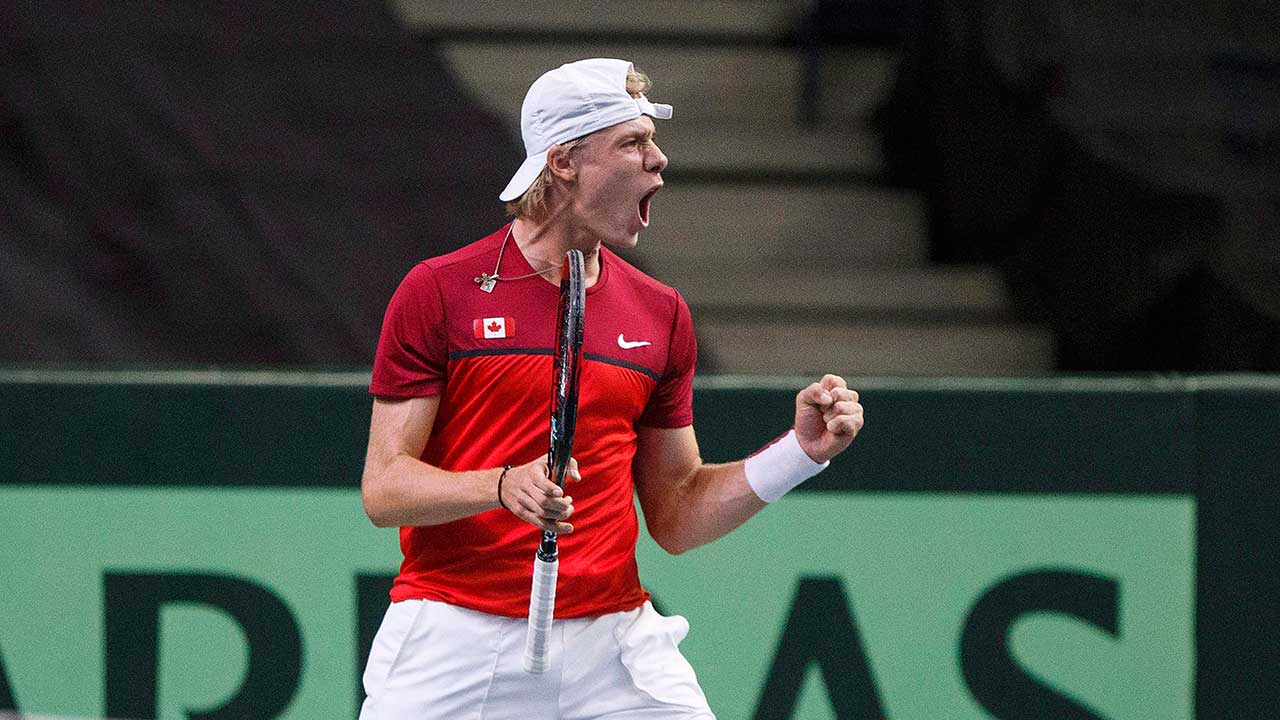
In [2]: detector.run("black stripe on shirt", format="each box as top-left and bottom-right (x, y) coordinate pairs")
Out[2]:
(448, 348), (661, 382)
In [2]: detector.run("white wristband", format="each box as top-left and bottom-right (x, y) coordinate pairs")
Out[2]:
(743, 429), (829, 503)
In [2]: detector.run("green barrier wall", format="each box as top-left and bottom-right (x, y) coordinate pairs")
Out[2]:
(1, 371), (1276, 719)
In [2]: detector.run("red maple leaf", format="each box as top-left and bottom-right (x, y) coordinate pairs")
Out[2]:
(487, 321), (502, 333)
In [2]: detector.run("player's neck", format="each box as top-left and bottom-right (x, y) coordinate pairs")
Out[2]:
(511, 216), (602, 287)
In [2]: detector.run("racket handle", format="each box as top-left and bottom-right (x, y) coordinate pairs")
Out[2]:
(523, 554), (559, 673)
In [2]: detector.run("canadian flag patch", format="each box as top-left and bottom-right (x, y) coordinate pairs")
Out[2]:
(473, 317), (515, 339)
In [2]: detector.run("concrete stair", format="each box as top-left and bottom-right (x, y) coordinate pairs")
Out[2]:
(624, 260), (1055, 376)
(393, 0), (1054, 376)
(638, 185), (928, 268)
(433, 42), (897, 125)
(693, 321), (1052, 376)
(393, 0), (800, 38)
(643, 265), (1020, 316)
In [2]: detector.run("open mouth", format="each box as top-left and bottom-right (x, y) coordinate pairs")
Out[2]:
(638, 186), (661, 228)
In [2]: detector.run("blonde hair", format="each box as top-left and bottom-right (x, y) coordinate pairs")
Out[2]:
(505, 69), (655, 221)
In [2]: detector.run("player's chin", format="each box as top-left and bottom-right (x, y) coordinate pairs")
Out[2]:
(604, 230), (641, 249)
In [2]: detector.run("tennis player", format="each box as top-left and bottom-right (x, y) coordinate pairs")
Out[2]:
(359, 58), (864, 719)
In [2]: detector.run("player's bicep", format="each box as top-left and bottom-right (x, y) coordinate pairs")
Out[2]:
(633, 424), (701, 514)
(363, 395), (440, 483)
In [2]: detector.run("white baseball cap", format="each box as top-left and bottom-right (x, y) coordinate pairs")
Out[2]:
(499, 58), (674, 202)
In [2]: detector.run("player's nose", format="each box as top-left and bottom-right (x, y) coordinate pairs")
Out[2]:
(646, 142), (668, 174)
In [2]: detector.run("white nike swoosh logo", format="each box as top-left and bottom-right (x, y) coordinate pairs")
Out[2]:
(617, 334), (651, 349)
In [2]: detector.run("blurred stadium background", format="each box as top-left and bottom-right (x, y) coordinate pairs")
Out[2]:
(1, 1), (1277, 718)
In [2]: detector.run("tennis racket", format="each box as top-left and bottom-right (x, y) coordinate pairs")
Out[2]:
(523, 248), (586, 673)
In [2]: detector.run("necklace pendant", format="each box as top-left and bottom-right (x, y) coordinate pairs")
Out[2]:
(475, 273), (498, 293)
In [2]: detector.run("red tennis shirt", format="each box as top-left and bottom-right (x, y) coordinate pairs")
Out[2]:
(369, 224), (697, 618)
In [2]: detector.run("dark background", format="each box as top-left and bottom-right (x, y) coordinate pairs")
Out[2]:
(1, 2), (517, 364)
(3, 1), (1276, 371)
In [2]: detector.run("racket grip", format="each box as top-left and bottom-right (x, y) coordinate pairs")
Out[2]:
(523, 554), (559, 673)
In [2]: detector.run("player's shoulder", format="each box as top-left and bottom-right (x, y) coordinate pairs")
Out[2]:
(601, 247), (686, 311)
(400, 225), (508, 289)
(422, 226), (507, 273)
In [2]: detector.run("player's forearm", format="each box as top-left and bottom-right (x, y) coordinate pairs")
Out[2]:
(645, 460), (766, 555)
(362, 453), (501, 528)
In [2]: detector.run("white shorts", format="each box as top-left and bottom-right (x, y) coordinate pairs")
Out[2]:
(360, 599), (716, 720)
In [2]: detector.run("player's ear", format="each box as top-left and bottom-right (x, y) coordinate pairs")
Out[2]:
(546, 143), (577, 183)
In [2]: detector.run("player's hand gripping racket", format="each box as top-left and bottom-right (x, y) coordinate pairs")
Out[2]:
(523, 248), (586, 673)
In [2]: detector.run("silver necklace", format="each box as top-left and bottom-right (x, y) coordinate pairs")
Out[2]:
(474, 224), (559, 293)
